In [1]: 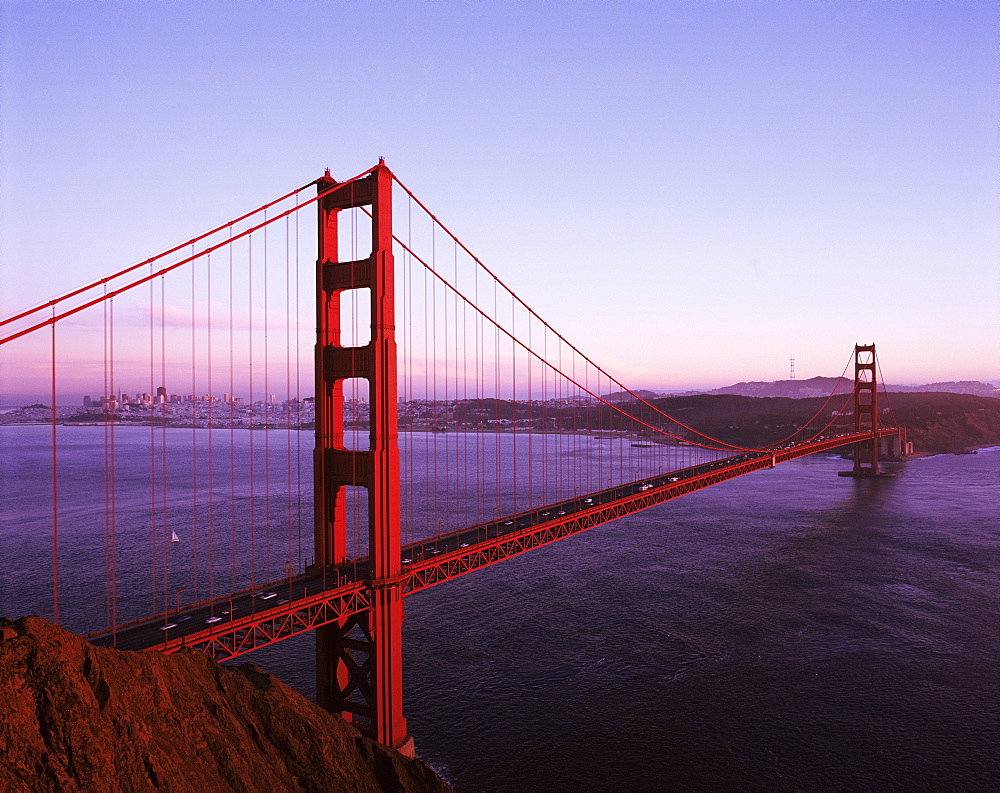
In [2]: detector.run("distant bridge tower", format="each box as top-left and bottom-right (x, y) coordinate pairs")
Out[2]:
(313, 161), (411, 754)
(789, 355), (795, 381)
(848, 343), (881, 476)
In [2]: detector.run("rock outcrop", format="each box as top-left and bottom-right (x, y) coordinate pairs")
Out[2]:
(0, 616), (449, 792)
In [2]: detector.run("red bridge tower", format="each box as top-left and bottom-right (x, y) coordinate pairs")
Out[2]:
(313, 161), (411, 754)
(839, 343), (893, 478)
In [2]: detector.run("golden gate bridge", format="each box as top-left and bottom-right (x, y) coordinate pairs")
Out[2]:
(0, 160), (904, 755)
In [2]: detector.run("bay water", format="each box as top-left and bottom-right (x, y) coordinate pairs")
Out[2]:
(1, 425), (997, 789)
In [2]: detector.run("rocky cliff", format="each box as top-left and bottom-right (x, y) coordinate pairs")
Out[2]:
(0, 616), (450, 792)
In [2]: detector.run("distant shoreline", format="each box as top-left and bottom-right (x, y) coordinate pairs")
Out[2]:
(5, 422), (999, 458)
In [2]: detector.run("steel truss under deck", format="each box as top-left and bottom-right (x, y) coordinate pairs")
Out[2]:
(114, 428), (898, 663)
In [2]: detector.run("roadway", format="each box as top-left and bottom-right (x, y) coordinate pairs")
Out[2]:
(89, 432), (882, 655)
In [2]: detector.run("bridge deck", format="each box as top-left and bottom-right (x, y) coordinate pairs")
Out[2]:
(88, 430), (898, 659)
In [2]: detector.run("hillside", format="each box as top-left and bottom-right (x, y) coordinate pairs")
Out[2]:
(707, 376), (850, 399)
(644, 392), (1000, 454)
(882, 392), (1000, 454)
(0, 616), (449, 792)
(705, 377), (999, 400)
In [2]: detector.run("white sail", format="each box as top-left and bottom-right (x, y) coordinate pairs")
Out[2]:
(171, 530), (180, 543)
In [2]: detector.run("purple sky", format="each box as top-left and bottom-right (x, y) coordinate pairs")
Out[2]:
(1, 1), (997, 394)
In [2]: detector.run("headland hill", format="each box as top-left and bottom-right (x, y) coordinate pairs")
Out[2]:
(0, 616), (450, 792)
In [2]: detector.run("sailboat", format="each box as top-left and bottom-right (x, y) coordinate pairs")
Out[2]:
(171, 530), (180, 543)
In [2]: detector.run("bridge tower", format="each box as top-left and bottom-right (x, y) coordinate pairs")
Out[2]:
(850, 343), (880, 476)
(313, 161), (411, 754)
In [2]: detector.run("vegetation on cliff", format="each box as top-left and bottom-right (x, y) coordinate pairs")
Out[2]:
(0, 616), (449, 792)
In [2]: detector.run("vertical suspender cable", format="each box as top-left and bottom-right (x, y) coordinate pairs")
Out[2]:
(493, 278), (500, 517)
(442, 227), (449, 537)
(404, 198), (414, 550)
(527, 312), (533, 511)
(190, 244), (198, 604)
(50, 311), (59, 625)
(294, 196), (303, 569)
(160, 276), (168, 615)
(431, 221), (438, 542)
(149, 268), (157, 620)
(248, 233), (256, 590)
(207, 251), (214, 603)
(510, 292), (517, 512)
(459, 243), (468, 530)
(263, 211), (271, 583)
(285, 214), (293, 575)
(474, 257), (482, 537)
(109, 297), (117, 630)
(424, 219), (431, 543)
(229, 226), (237, 594)
(103, 292), (111, 628)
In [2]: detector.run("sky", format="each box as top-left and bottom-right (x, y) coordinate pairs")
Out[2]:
(1, 0), (997, 393)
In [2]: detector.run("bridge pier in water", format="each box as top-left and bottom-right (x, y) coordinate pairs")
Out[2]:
(313, 162), (412, 755)
(839, 343), (899, 478)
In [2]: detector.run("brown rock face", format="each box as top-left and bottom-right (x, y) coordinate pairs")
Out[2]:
(0, 617), (450, 792)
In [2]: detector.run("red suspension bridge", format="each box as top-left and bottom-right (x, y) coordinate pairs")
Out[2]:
(0, 161), (905, 754)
